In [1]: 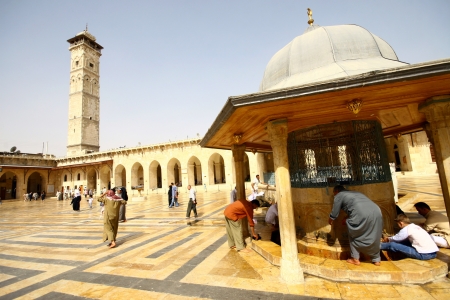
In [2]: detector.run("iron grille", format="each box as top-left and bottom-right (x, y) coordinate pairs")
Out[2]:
(288, 120), (391, 188)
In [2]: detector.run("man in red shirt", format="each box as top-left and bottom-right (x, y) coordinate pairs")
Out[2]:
(224, 199), (260, 253)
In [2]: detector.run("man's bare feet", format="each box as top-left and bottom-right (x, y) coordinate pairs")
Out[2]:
(230, 246), (236, 249)
(238, 248), (252, 253)
(109, 241), (116, 248)
(346, 258), (361, 265)
(373, 262), (381, 266)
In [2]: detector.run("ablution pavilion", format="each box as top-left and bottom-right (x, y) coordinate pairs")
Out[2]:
(200, 10), (450, 282)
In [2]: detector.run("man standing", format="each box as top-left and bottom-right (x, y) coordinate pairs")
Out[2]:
(328, 185), (383, 266)
(230, 186), (237, 203)
(170, 182), (178, 208)
(224, 199), (260, 253)
(381, 214), (439, 260)
(414, 202), (450, 248)
(186, 185), (198, 218)
(251, 175), (261, 194)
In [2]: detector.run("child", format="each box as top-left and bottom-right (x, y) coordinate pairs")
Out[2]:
(88, 195), (93, 209)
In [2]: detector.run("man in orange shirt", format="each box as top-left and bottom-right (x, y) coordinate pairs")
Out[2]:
(224, 199), (260, 253)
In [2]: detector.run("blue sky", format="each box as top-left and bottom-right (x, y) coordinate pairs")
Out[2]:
(1, 0), (449, 157)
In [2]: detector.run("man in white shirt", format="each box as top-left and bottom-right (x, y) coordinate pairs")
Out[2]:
(414, 202), (450, 248)
(381, 214), (438, 260)
(186, 185), (197, 218)
(265, 203), (278, 227)
(251, 175), (261, 193)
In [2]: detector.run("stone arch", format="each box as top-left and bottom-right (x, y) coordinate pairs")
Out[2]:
(149, 160), (162, 189)
(131, 162), (144, 187)
(83, 75), (91, 93)
(72, 56), (80, 69)
(187, 156), (202, 186)
(92, 79), (99, 96)
(77, 74), (83, 91)
(87, 168), (97, 191)
(114, 164), (126, 187)
(99, 165), (111, 192)
(0, 171), (19, 200)
(167, 158), (182, 187)
(27, 171), (46, 194)
(208, 153), (226, 185)
(70, 76), (76, 93)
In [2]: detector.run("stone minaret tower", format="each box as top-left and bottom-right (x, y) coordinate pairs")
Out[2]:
(66, 29), (103, 156)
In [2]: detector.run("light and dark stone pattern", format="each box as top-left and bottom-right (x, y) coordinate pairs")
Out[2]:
(0, 178), (449, 299)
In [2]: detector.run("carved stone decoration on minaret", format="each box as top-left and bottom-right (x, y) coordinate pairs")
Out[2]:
(66, 29), (103, 156)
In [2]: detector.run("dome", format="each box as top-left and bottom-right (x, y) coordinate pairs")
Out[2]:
(259, 24), (408, 91)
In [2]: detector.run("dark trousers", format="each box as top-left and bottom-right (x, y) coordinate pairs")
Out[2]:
(186, 199), (197, 217)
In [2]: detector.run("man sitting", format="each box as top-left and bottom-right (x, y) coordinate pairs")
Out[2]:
(414, 202), (450, 248)
(381, 214), (438, 260)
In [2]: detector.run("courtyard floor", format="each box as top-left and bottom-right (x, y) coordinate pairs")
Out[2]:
(0, 174), (449, 299)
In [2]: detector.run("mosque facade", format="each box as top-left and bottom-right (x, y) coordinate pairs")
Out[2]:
(0, 25), (440, 204)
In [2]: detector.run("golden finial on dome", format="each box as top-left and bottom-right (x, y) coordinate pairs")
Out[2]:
(307, 8), (314, 26)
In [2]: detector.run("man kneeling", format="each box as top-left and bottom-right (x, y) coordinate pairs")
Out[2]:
(381, 214), (438, 260)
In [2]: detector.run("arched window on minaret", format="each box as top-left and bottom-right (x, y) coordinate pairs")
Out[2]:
(92, 79), (99, 96)
(72, 57), (80, 69)
(84, 75), (91, 93)
(70, 76), (76, 93)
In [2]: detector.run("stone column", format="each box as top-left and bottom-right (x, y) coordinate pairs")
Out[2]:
(231, 144), (247, 200)
(231, 143), (250, 240)
(419, 96), (450, 219)
(266, 119), (304, 283)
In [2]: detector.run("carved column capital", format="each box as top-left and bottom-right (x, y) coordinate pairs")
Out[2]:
(266, 119), (288, 149)
(419, 95), (450, 128)
(231, 144), (246, 162)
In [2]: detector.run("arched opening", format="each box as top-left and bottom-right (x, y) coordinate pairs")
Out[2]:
(167, 158), (182, 187)
(87, 169), (97, 191)
(27, 172), (44, 194)
(64, 174), (67, 181)
(77, 173), (81, 180)
(131, 162), (144, 187)
(149, 160), (162, 189)
(187, 156), (202, 186)
(394, 144), (401, 171)
(114, 164), (126, 187)
(99, 165), (111, 193)
(0, 171), (18, 200)
(208, 153), (226, 185)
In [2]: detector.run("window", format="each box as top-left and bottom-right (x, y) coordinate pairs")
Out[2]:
(76, 61), (79, 66)
(64, 175), (67, 181)
(89, 117), (92, 120)
(89, 63), (94, 68)
(77, 173), (81, 180)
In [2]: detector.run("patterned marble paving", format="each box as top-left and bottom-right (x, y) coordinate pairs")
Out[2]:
(0, 175), (449, 299)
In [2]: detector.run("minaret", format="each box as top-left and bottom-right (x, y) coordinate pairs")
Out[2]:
(66, 28), (103, 156)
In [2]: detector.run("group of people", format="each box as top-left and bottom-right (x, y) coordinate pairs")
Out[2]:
(328, 185), (449, 266)
(223, 179), (449, 262)
(167, 182), (198, 218)
(23, 191), (45, 201)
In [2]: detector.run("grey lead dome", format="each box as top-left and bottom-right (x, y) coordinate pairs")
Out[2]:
(259, 24), (408, 91)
